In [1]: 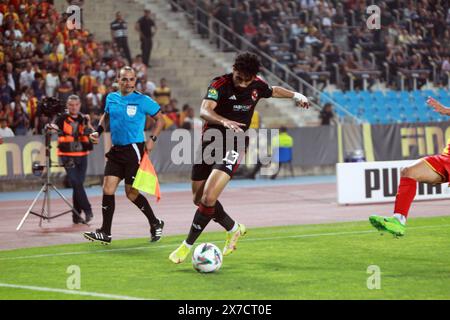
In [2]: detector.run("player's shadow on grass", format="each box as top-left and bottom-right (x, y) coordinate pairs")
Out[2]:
(174, 268), (224, 276)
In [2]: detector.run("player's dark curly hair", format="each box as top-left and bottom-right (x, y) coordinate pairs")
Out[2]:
(233, 52), (261, 77)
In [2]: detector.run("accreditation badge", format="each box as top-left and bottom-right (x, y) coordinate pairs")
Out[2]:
(127, 104), (137, 117)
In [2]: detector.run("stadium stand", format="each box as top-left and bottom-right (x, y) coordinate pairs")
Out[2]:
(0, 0), (202, 136)
(1, 0), (449, 129)
(0, 0), (129, 135)
(170, 0), (449, 124)
(320, 88), (450, 124)
(184, 0), (449, 92)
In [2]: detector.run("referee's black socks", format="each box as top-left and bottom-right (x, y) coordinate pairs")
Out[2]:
(213, 200), (235, 231)
(186, 203), (214, 245)
(132, 194), (159, 226)
(100, 194), (115, 235)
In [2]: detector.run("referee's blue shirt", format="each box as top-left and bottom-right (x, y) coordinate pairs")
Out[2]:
(105, 91), (160, 146)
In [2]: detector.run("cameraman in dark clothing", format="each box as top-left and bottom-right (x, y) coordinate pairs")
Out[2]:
(48, 95), (95, 223)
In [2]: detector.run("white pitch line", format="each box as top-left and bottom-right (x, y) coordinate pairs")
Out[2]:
(1, 223), (449, 262)
(0, 283), (148, 300)
(0, 244), (176, 261)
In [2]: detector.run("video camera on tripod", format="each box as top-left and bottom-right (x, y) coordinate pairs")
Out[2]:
(32, 97), (72, 176)
(39, 96), (66, 118)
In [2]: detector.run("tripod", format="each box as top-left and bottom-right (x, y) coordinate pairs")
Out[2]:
(16, 131), (86, 231)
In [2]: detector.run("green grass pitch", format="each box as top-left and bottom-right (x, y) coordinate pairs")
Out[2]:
(1, 216), (450, 300)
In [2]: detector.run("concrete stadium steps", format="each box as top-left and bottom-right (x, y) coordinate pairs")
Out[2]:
(136, 0), (229, 110)
(138, 0), (320, 127)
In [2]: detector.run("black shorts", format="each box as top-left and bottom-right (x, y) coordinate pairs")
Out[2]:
(104, 143), (145, 185)
(191, 132), (247, 181)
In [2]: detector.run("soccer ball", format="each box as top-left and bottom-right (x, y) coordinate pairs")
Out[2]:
(192, 243), (223, 273)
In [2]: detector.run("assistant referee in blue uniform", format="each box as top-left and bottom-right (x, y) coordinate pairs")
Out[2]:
(83, 66), (165, 244)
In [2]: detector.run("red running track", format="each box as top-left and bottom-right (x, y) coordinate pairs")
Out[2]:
(1, 182), (449, 250)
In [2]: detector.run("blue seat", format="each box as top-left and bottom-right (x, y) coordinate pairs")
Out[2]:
(379, 117), (392, 124)
(345, 91), (359, 101)
(384, 103), (398, 112)
(373, 97), (386, 106)
(404, 112), (419, 123)
(366, 103), (379, 112)
(398, 113), (408, 123)
(413, 106), (424, 114)
(385, 90), (400, 103)
(365, 113), (380, 123)
(437, 88), (449, 99)
(443, 97), (450, 107)
(334, 97), (348, 107)
(411, 90), (423, 99)
(396, 104), (407, 113)
(336, 110), (346, 118)
(413, 96), (426, 106)
(399, 96), (411, 105)
(331, 91), (345, 100)
(358, 90), (372, 100)
(399, 91), (410, 101)
(434, 112), (445, 120)
(393, 111), (404, 122)
(418, 113), (429, 123)
(372, 90), (385, 100)
(319, 92), (329, 103)
(370, 102), (384, 110)
(347, 100), (361, 110)
(421, 89), (434, 98)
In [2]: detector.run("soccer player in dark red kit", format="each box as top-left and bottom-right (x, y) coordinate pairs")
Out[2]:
(370, 97), (450, 237)
(169, 52), (309, 263)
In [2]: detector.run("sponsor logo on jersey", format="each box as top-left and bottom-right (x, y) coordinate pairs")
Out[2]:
(126, 104), (137, 117)
(251, 89), (258, 101)
(229, 95), (237, 100)
(233, 104), (252, 112)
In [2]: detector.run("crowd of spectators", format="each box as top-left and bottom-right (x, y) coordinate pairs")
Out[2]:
(0, 0), (197, 138)
(1, 0), (126, 136)
(178, 0), (450, 92)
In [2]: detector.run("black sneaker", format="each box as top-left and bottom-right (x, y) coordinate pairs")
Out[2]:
(83, 229), (111, 245)
(85, 212), (94, 224)
(72, 213), (83, 224)
(150, 219), (164, 242)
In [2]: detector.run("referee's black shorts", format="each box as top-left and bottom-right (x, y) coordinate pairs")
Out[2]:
(104, 142), (145, 185)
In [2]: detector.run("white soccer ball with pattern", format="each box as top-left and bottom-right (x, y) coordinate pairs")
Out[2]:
(192, 243), (223, 273)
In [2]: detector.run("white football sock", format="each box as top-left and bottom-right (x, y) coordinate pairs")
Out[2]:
(183, 240), (192, 249)
(393, 213), (406, 225)
(228, 222), (239, 233)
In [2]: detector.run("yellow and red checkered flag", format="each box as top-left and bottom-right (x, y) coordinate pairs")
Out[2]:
(132, 152), (161, 202)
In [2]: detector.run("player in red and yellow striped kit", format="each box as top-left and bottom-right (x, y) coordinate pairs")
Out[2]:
(370, 97), (450, 237)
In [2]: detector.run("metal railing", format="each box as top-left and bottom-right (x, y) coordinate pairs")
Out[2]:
(167, 0), (361, 124)
(397, 69), (430, 91)
(347, 70), (382, 91)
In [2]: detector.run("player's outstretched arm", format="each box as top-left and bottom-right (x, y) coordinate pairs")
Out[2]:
(200, 99), (246, 132)
(427, 97), (450, 115)
(272, 86), (309, 109)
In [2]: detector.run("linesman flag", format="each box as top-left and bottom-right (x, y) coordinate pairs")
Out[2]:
(132, 152), (161, 202)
